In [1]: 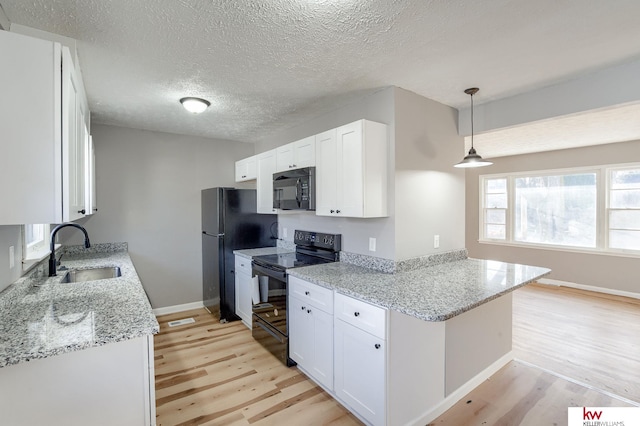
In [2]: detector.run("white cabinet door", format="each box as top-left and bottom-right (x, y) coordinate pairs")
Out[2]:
(85, 134), (97, 215)
(234, 255), (253, 328)
(315, 120), (388, 218)
(289, 296), (313, 365)
(315, 129), (338, 216)
(276, 136), (315, 172)
(310, 306), (333, 390)
(0, 31), (62, 225)
(335, 319), (386, 426)
(62, 47), (86, 221)
(235, 156), (257, 182)
(293, 136), (315, 169)
(235, 271), (253, 328)
(276, 143), (295, 172)
(257, 150), (277, 214)
(289, 294), (334, 391)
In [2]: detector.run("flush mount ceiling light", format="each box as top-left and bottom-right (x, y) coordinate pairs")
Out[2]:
(180, 97), (210, 114)
(454, 88), (493, 168)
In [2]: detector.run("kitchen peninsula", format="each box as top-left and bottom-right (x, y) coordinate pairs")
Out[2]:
(287, 250), (550, 425)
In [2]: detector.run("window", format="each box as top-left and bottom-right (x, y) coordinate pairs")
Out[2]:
(23, 224), (51, 260)
(480, 164), (640, 256)
(482, 178), (507, 240)
(514, 173), (597, 248)
(608, 167), (640, 251)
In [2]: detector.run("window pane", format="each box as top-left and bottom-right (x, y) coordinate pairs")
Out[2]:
(485, 209), (506, 224)
(485, 224), (505, 240)
(610, 189), (640, 208)
(486, 193), (507, 209)
(609, 210), (640, 230)
(611, 169), (640, 190)
(25, 224), (45, 247)
(609, 230), (640, 250)
(486, 178), (506, 193)
(514, 174), (596, 248)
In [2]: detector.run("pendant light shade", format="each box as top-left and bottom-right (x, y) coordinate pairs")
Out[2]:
(180, 97), (210, 114)
(454, 88), (492, 168)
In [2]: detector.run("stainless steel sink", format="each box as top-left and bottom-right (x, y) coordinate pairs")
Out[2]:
(60, 266), (122, 283)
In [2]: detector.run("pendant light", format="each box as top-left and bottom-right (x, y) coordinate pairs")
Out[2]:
(454, 88), (493, 168)
(180, 97), (210, 114)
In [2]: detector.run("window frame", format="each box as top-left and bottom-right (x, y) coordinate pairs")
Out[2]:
(479, 163), (640, 258)
(22, 223), (52, 263)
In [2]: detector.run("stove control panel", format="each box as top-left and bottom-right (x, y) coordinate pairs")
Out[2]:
(294, 230), (341, 251)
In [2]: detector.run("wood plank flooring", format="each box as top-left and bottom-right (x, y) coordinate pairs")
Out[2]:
(155, 284), (640, 425)
(154, 309), (361, 425)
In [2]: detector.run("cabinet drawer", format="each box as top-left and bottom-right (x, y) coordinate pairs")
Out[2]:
(235, 256), (252, 276)
(289, 276), (333, 314)
(335, 293), (386, 339)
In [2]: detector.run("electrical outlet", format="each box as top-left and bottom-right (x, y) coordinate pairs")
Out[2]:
(434, 235), (440, 249)
(369, 237), (376, 252)
(9, 246), (15, 269)
(283, 227), (288, 239)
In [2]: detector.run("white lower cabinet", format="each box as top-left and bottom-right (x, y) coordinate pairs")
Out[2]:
(289, 277), (334, 390)
(234, 255), (253, 328)
(334, 294), (386, 426)
(0, 335), (155, 425)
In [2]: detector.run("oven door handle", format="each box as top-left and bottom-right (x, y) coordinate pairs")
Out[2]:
(255, 318), (285, 343)
(252, 262), (287, 281)
(295, 178), (301, 207)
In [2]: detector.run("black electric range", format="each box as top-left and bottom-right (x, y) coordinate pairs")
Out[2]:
(251, 230), (341, 366)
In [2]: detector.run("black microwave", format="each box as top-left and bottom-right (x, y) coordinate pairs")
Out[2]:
(273, 167), (315, 211)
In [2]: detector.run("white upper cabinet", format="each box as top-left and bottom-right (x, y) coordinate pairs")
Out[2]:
(0, 32), (63, 224)
(316, 119), (388, 218)
(0, 31), (91, 225)
(256, 150), (277, 214)
(85, 134), (97, 215)
(62, 47), (86, 221)
(275, 136), (315, 172)
(235, 155), (257, 182)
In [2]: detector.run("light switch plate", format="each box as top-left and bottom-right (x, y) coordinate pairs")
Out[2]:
(9, 245), (15, 269)
(369, 237), (376, 252)
(434, 235), (440, 249)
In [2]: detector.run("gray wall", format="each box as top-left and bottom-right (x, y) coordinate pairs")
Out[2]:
(0, 225), (23, 293)
(256, 87), (397, 260)
(394, 88), (466, 260)
(62, 124), (255, 308)
(465, 139), (640, 294)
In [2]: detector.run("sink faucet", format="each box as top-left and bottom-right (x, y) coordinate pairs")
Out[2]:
(48, 223), (91, 277)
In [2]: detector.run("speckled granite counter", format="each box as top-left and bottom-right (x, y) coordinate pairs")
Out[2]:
(234, 246), (293, 259)
(288, 258), (550, 321)
(0, 244), (159, 368)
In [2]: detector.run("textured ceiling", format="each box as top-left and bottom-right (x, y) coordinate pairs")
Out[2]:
(2, 0), (640, 153)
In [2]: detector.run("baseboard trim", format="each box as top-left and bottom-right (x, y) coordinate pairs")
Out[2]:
(537, 278), (640, 300)
(153, 301), (205, 316)
(409, 351), (514, 425)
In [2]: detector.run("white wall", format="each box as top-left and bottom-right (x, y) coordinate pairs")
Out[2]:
(394, 88), (466, 260)
(256, 87), (397, 260)
(62, 124), (255, 308)
(0, 225), (23, 293)
(465, 139), (640, 295)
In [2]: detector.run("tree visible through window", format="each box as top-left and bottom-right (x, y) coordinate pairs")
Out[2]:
(514, 173), (597, 248)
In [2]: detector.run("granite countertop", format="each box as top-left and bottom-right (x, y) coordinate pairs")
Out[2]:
(234, 246), (294, 259)
(0, 244), (159, 368)
(288, 258), (550, 321)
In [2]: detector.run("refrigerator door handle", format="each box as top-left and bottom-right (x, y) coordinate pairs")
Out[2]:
(203, 231), (225, 237)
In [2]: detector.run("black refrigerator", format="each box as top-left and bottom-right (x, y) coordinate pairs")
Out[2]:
(201, 188), (277, 322)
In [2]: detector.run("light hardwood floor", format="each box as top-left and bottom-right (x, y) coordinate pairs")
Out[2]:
(155, 284), (640, 425)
